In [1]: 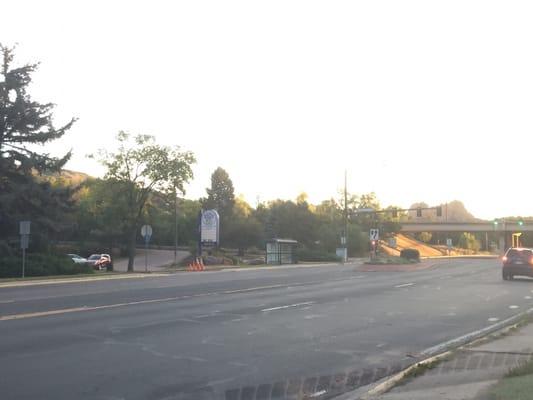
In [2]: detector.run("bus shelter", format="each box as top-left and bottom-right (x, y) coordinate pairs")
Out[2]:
(266, 239), (298, 265)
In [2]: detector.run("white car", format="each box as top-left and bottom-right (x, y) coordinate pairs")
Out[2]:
(68, 254), (88, 264)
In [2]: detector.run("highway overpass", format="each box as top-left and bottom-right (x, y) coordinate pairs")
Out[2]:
(400, 221), (533, 251)
(400, 221), (533, 233)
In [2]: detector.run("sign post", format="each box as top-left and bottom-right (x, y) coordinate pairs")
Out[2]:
(446, 238), (452, 255)
(141, 225), (153, 273)
(369, 229), (379, 259)
(19, 221), (31, 278)
(200, 209), (220, 257)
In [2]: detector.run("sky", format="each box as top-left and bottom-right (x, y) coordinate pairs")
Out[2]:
(2, 1), (533, 220)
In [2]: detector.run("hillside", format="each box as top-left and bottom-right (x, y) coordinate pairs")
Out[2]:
(381, 234), (445, 257)
(407, 200), (479, 222)
(381, 233), (484, 257)
(41, 169), (91, 186)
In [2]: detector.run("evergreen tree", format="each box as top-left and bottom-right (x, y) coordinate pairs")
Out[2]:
(204, 167), (235, 218)
(0, 44), (76, 241)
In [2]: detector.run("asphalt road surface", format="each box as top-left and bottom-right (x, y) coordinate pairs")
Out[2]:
(1, 259), (533, 400)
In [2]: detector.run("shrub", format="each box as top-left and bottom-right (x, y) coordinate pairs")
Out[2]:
(400, 248), (420, 261)
(0, 241), (13, 257)
(296, 248), (341, 262)
(0, 254), (94, 278)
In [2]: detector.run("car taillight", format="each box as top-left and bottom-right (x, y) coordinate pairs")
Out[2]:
(529, 256), (533, 265)
(502, 256), (508, 263)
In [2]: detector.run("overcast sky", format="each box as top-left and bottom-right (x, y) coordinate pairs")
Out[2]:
(2, 1), (533, 219)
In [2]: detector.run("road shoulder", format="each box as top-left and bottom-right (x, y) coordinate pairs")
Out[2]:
(358, 317), (533, 400)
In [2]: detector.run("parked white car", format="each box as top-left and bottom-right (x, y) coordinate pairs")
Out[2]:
(68, 254), (88, 264)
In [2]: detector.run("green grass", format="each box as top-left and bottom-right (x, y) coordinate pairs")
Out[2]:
(505, 359), (533, 378)
(485, 359), (533, 400)
(365, 256), (418, 265)
(486, 375), (533, 400)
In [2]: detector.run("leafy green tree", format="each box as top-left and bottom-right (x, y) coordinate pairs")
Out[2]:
(259, 198), (319, 248)
(458, 232), (480, 251)
(416, 232), (433, 243)
(145, 195), (202, 247)
(0, 44), (76, 242)
(74, 178), (133, 249)
(93, 132), (195, 271)
(202, 167), (238, 247)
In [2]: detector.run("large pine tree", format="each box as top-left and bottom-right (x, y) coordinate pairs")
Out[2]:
(0, 44), (76, 243)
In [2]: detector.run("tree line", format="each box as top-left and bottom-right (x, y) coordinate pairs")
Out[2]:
(1, 45), (497, 273)
(0, 45), (401, 270)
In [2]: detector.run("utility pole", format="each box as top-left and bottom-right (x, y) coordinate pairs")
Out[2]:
(344, 170), (348, 262)
(174, 189), (178, 265)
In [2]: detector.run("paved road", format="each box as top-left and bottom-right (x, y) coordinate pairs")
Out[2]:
(1, 259), (532, 400)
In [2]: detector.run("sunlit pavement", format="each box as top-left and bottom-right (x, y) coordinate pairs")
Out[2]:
(1, 258), (532, 399)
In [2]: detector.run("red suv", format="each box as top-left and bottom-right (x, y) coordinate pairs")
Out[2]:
(87, 254), (113, 270)
(502, 248), (533, 280)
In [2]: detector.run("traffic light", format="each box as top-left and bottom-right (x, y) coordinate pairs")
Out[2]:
(436, 206), (442, 217)
(416, 208), (422, 217)
(493, 220), (499, 226)
(518, 220), (524, 226)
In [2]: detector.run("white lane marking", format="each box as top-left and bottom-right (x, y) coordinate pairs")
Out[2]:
(394, 283), (414, 288)
(525, 296), (532, 300)
(0, 284), (304, 322)
(222, 284), (289, 294)
(509, 305), (519, 309)
(309, 390), (327, 398)
(0, 300), (14, 304)
(304, 314), (323, 320)
(261, 301), (315, 312)
(488, 317), (499, 322)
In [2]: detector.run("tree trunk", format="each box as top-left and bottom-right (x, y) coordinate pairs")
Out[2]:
(127, 229), (136, 272)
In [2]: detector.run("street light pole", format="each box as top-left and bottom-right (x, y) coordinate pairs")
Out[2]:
(174, 188), (178, 265)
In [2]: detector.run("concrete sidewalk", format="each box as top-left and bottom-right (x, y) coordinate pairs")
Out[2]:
(367, 322), (533, 400)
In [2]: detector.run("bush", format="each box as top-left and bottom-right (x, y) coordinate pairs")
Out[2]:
(296, 248), (341, 262)
(400, 248), (420, 261)
(0, 241), (13, 257)
(0, 254), (95, 278)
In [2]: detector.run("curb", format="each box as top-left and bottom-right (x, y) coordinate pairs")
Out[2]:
(349, 307), (533, 399)
(422, 255), (499, 260)
(359, 351), (453, 399)
(168, 261), (359, 274)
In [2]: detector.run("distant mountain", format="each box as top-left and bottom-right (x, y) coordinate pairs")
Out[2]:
(407, 200), (478, 222)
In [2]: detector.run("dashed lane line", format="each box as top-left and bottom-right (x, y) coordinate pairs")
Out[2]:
(261, 302), (315, 312)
